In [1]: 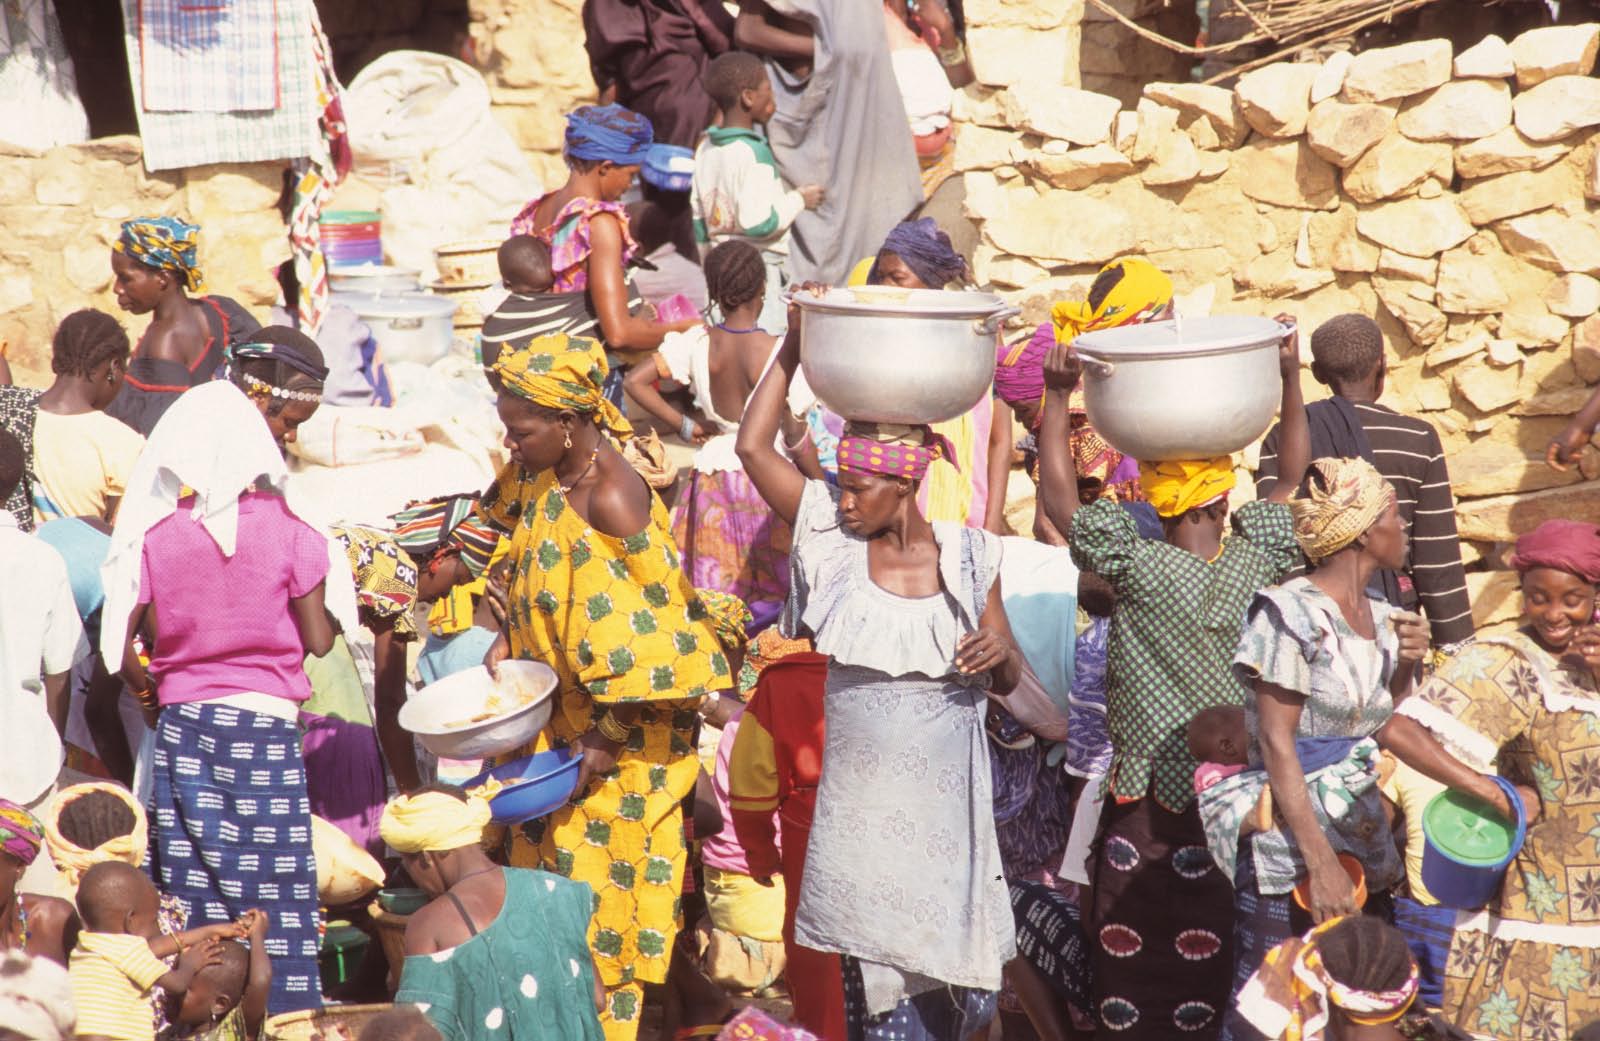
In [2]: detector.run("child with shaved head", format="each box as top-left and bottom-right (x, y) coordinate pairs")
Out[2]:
(70, 862), (223, 1041)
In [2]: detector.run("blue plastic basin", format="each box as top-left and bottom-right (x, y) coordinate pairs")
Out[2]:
(464, 748), (582, 825)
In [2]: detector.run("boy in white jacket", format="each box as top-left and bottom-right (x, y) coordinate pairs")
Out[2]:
(692, 51), (823, 332)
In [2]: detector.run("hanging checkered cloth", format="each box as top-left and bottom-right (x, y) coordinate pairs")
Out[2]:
(289, 1), (350, 334)
(148, 702), (322, 1016)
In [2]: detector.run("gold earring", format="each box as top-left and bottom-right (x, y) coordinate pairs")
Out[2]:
(564, 431), (573, 449)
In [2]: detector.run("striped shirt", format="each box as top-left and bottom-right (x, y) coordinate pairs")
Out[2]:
(480, 290), (605, 366)
(69, 931), (170, 1041)
(1255, 399), (1474, 646)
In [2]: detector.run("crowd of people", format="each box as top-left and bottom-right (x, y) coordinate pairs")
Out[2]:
(3, 17), (1600, 1041)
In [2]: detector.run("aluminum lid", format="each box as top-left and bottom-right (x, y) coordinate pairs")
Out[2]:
(1072, 314), (1289, 360)
(331, 290), (456, 319)
(791, 286), (1011, 319)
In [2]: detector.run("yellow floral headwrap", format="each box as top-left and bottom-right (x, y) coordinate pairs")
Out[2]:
(1051, 257), (1173, 343)
(697, 589), (752, 654)
(1290, 457), (1394, 564)
(1138, 458), (1236, 519)
(43, 782), (148, 888)
(492, 333), (634, 441)
(379, 790), (492, 854)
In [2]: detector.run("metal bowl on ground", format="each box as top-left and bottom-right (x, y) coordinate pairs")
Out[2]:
(265, 1002), (392, 1040)
(332, 291), (457, 366)
(398, 661), (558, 759)
(794, 286), (1018, 424)
(1072, 315), (1289, 462)
(462, 747), (582, 824)
(328, 264), (420, 295)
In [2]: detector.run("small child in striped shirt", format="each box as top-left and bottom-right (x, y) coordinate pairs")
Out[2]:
(68, 862), (233, 1041)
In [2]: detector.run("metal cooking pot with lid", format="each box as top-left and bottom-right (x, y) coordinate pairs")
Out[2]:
(332, 291), (457, 366)
(1072, 315), (1289, 462)
(794, 287), (1019, 424)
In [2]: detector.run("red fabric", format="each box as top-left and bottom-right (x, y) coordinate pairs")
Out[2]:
(1509, 519), (1600, 584)
(728, 653), (842, 1041)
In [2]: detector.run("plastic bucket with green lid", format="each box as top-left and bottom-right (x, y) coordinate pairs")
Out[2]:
(1420, 775), (1527, 910)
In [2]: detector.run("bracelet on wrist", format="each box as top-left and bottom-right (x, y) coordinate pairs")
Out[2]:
(679, 415), (699, 443)
(937, 41), (966, 67)
(594, 712), (631, 744)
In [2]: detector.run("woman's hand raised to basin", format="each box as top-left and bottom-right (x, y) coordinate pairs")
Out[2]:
(1042, 344), (1080, 396)
(1275, 313), (1299, 379)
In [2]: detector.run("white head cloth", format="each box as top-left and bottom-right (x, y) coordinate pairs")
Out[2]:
(98, 380), (359, 666)
(0, 951), (76, 1040)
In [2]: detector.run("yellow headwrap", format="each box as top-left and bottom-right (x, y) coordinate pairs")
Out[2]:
(379, 790), (492, 854)
(1139, 458), (1236, 519)
(1290, 457), (1394, 564)
(1051, 257), (1174, 344)
(43, 782), (148, 889)
(492, 333), (634, 441)
(697, 589), (752, 655)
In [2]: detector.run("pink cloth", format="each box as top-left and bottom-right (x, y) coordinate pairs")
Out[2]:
(702, 706), (779, 875)
(507, 194), (639, 293)
(1194, 761), (1247, 794)
(138, 491), (329, 705)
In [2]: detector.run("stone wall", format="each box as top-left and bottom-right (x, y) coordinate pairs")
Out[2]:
(467, 0), (597, 187)
(955, 26), (1600, 629)
(0, 136), (286, 383)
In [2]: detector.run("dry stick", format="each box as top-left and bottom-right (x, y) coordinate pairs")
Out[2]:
(1199, 0), (1435, 84)
(1082, 0), (1434, 63)
(1082, 0), (1255, 56)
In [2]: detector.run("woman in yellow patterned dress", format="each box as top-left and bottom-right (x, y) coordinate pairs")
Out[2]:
(1380, 519), (1600, 1040)
(455, 333), (731, 1041)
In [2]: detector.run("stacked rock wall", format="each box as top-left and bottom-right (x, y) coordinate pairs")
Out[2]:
(467, 0), (596, 186)
(0, 136), (286, 383)
(956, 25), (1600, 629)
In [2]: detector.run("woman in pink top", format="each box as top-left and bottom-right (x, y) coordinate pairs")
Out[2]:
(107, 372), (335, 1018)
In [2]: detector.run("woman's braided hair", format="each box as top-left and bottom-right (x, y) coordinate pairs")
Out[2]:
(56, 790), (137, 853)
(52, 309), (130, 379)
(1317, 915), (1415, 996)
(704, 239), (767, 314)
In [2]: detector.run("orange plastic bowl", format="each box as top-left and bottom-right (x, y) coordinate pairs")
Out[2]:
(1292, 853), (1367, 912)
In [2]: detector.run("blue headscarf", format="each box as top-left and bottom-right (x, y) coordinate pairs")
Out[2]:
(870, 218), (970, 289)
(565, 104), (654, 166)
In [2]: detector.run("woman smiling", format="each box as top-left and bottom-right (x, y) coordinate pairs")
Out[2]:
(1380, 519), (1600, 1039)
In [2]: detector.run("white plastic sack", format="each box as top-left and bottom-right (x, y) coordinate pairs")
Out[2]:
(344, 51), (541, 280)
(290, 405), (428, 469)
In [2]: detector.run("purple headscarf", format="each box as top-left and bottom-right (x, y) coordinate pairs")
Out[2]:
(994, 322), (1053, 408)
(870, 218), (970, 289)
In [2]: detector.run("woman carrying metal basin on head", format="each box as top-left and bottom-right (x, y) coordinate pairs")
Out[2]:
(736, 290), (1023, 1041)
(1039, 312), (1311, 1039)
(1377, 519), (1600, 1040)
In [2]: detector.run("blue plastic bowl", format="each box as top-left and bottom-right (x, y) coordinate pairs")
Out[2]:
(642, 143), (694, 193)
(464, 748), (582, 825)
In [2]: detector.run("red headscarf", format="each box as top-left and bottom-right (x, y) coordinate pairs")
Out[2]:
(1509, 520), (1600, 583)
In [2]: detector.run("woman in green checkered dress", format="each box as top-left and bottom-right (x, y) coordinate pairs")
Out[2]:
(1039, 325), (1310, 1038)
